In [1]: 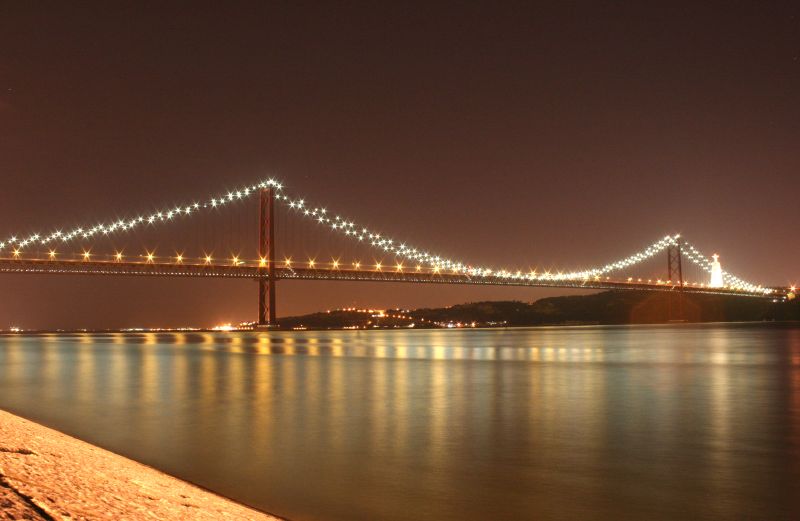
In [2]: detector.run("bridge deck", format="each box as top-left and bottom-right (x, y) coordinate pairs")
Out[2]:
(0, 258), (785, 299)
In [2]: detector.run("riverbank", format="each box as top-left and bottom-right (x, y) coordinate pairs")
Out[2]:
(0, 409), (281, 520)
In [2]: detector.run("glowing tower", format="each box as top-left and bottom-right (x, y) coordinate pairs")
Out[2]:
(709, 253), (724, 288)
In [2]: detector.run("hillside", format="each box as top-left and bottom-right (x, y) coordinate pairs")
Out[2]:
(278, 291), (799, 329)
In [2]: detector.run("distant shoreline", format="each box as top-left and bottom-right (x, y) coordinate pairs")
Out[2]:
(1, 319), (798, 336)
(3, 290), (798, 334)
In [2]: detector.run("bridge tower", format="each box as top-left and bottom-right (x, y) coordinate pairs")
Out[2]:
(666, 237), (685, 321)
(257, 187), (277, 328)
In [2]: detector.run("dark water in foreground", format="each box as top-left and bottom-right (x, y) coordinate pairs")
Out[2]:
(1, 324), (799, 520)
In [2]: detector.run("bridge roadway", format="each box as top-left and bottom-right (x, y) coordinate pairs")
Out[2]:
(0, 257), (786, 299)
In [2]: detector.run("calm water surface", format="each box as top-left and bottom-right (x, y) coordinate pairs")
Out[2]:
(1, 324), (799, 520)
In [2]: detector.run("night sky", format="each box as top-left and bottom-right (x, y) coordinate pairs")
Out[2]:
(1, 3), (798, 329)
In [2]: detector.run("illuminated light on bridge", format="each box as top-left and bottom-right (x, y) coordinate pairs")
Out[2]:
(0, 177), (793, 327)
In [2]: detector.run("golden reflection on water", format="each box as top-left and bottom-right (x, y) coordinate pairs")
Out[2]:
(370, 349), (389, 451)
(141, 341), (158, 405)
(328, 351), (346, 451)
(75, 341), (96, 405)
(391, 348), (410, 457)
(249, 351), (272, 464)
(0, 325), (799, 521)
(172, 346), (189, 407)
(199, 346), (217, 400)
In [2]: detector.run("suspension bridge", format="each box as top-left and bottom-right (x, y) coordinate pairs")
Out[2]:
(0, 179), (793, 327)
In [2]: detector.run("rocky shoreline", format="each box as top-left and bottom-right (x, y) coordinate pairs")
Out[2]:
(0, 409), (280, 520)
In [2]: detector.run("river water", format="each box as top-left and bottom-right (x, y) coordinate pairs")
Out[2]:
(1, 324), (799, 520)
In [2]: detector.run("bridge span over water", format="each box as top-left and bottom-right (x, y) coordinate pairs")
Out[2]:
(1, 179), (793, 325)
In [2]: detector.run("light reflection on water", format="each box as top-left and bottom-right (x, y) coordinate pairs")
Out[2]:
(1, 324), (799, 521)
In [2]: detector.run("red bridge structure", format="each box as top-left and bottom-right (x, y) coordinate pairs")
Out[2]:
(0, 179), (793, 327)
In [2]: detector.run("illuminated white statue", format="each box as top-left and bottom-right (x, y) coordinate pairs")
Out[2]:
(710, 253), (724, 288)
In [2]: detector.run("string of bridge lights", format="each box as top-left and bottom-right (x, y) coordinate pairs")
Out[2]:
(0, 179), (285, 252)
(677, 239), (766, 294)
(281, 200), (769, 293)
(0, 178), (770, 293)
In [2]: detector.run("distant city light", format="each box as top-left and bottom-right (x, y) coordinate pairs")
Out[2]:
(212, 323), (234, 331)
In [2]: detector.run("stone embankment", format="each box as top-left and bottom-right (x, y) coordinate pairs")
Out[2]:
(0, 409), (280, 520)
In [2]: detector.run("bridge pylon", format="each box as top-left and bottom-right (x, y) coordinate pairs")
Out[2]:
(257, 187), (277, 328)
(666, 236), (685, 322)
